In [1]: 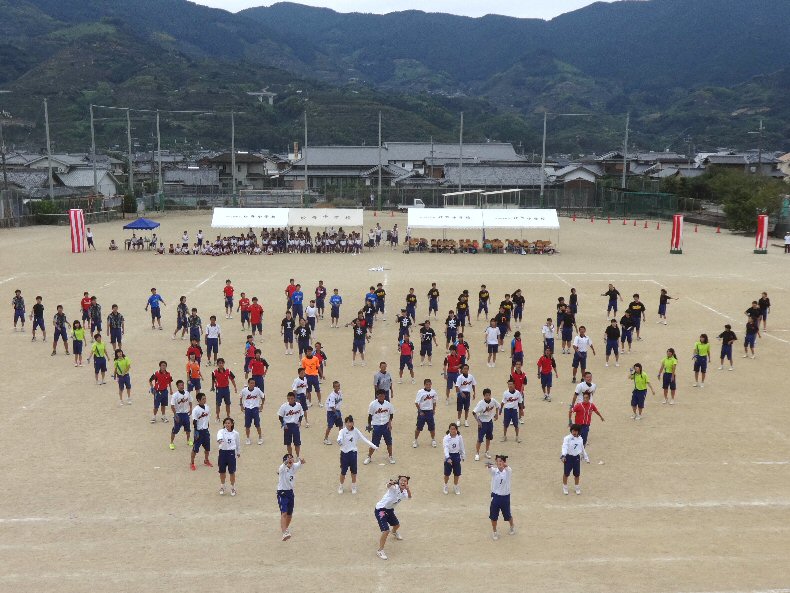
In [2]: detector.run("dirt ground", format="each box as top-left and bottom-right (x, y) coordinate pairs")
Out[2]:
(1, 211), (788, 593)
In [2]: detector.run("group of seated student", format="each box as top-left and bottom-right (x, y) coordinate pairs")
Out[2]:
(404, 236), (555, 255)
(124, 233), (158, 251)
(504, 239), (556, 255)
(144, 227), (367, 256)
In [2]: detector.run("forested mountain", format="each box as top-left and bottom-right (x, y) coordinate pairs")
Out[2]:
(0, 0), (787, 153)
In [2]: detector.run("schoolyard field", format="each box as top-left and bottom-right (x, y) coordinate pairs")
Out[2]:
(1, 211), (788, 593)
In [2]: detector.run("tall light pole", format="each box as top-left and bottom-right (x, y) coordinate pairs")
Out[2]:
(303, 110), (308, 204)
(89, 104), (98, 197)
(539, 112), (591, 207)
(230, 110), (236, 203)
(44, 99), (54, 201)
(748, 119), (765, 175)
(0, 116), (7, 191)
(156, 110), (163, 203)
(377, 110), (382, 210)
(458, 111), (464, 192)
(126, 108), (134, 195)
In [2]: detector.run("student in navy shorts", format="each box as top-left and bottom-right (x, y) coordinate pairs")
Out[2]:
(277, 453), (304, 541)
(190, 392), (213, 470)
(487, 455), (514, 539)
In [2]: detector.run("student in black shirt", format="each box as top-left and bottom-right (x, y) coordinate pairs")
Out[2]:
(477, 285), (490, 320)
(419, 321), (438, 366)
(627, 294), (646, 340)
(602, 284), (622, 318)
(717, 324), (737, 370)
(758, 292), (770, 330)
(604, 319), (621, 367)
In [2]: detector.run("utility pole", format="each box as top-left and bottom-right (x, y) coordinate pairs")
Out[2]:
(156, 110), (163, 203)
(756, 119), (764, 176)
(377, 110), (382, 210)
(540, 111), (547, 206)
(303, 110), (308, 203)
(126, 107), (133, 195)
(230, 110), (236, 204)
(89, 104), (98, 197)
(458, 111), (464, 192)
(44, 99), (53, 201)
(621, 112), (630, 190)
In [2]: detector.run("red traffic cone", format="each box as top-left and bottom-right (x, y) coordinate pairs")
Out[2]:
(656, 221), (660, 230)
(715, 225), (721, 234)
(607, 216), (611, 224)
(644, 220), (648, 229)
(374, 210), (377, 217)
(572, 213), (576, 221)
(633, 219), (637, 227)
(622, 218), (627, 225)
(591, 215), (594, 223)
(694, 224), (698, 233)
(390, 210), (394, 217)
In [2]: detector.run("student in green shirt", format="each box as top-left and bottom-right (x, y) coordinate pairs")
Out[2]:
(693, 334), (711, 388)
(114, 348), (132, 406)
(87, 333), (108, 385)
(656, 348), (678, 404)
(72, 320), (87, 368)
(628, 363), (655, 420)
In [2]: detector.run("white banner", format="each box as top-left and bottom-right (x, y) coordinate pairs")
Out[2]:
(211, 207), (289, 228)
(407, 208), (485, 229)
(288, 208), (364, 227)
(482, 208), (560, 229)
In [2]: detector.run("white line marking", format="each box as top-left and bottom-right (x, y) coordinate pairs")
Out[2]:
(544, 499), (790, 510)
(552, 273), (571, 287)
(101, 280), (115, 288)
(685, 298), (736, 321)
(0, 276), (17, 285)
(186, 272), (218, 295)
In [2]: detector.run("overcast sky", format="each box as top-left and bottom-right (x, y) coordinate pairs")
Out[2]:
(192, 0), (614, 19)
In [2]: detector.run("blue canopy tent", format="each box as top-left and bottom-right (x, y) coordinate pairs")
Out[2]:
(122, 217), (160, 250)
(123, 217), (160, 230)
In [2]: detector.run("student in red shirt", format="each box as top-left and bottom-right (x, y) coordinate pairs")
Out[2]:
(249, 349), (269, 395)
(223, 280), (234, 320)
(398, 334), (416, 384)
(455, 333), (470, 365)
(186, 338), (203, 365)
(313, 341), (328, 381)
(568, 391), (604, 449)
(80, 292), (92, 324)
(442, 345), (462, 405)
(285, 279), (297, 311)
(537, 347), (558, 402)
(509, 360), (527, 424)
(237, 292), (251, 331)
(249, 297), (264, 337)
(148, 360), (173, 424)
(243, 336), (256, 380)
(211, 357), (237, 421)
(510, 331), (524, 366)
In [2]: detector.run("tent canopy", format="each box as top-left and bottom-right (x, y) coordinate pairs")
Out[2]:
(212, 207), (289, 228)
(123, 217), (160, 230)
(288, 208), (363, 227)
(407, 207), (484, 229)
(482, 208), (559, 229)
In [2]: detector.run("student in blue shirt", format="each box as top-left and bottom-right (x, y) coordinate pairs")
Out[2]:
(145, 287), (166, 330)
(329, 289), (343, 328)
(365, 287), (378, 310)
(291, 285), (304, 320)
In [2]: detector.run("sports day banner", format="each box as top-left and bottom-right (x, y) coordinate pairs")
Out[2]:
(754, 214), (768, 254)
(670, 214), (683, 254)
(69, 209), (86, 253)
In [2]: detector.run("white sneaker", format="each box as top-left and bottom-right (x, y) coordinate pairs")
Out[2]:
(485, 452), (492, 459)
(230, 488), (236, 496)
(464, 420), (469, 427)
(750, 355), (755, 359)
(718, 366), (723, 370)
(575, 486), (581, 495)
(443, 485), (449, 495)
(742, 354), (748, 358)
(700, 383), (704, 388)
(500, 436), (507, 442)
(516, 437), (522, 443)
(729, 367), (734, 371)
(431, 439), (437, 448)
(693, 382), (698, 387)
(411, 378), (416, 384)
(337, 485), (343, 494)
(663, 321), (668, 325)
(389, 457), (396, 464)
(257, 438), (263, 445)
(453, 486), (460, 495)
(219, 486), (225, 495)
(605, 363), (609, 367)
(397, 379), (403, 384)
(318, 402), (324, 408)
(363, 457), (371, 465)
(635, 415), (641, 420)
(630, 414), (636, 419)
(412, 440), (418, 448)
(376, 550), (388, 560)
(391, 530), (402, 540)
(492, 531), (499, 540)
(324, 439), (331, 445)
(509, 527), (516, 535)
(474, 454), (480, 461)
(150, 417), (156, 423)
(519, 418), (524, 425)
(615, 362), (619, 367)
(563, 485), (569, 495)
(351, 486), (357, 494)
(246, 438), (251, 445)
(282, 531), (291, 541)
(161, 416), (168, 423)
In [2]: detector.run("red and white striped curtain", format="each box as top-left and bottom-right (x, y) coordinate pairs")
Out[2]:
(69, 209), (86, 253)
(755, 214), (768, 251)
(670, 214), (683, 251)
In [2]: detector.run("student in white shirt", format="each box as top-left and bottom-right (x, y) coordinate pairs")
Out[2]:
(190, 392), (212, 471)
(277, 453), (305, 541)
(169, 380), (193, 449)
(571, 372), (597, 407)
(454, 364), (477, 426)
(541, 318), (556, 354)
(562, 424), (589, 495)
(336, 415), (377, 494)
(291, 370), (310, 428)
(571, 325), (595, 383)
(205, 316), (222, 366)
(374, 476), (412, 560)
(413, 379), (438, 448)
(323, 380), (344, 445)
(305, 300), (318, 333)
(472, 388), (499, 461)
(485, 319), (501, 367)
(278, 392), (304, 457)
(364, 391), (396, 465)
(239, 378), (264, 446)
(442, 423), (466, 495)
(487, 454), (515, 539)
(500, 379), (523, 443)
(216, 417), (240, 496)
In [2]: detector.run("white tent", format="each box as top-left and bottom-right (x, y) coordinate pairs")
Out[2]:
(211, 207), (289, 228)
(407, 207), (484, 229)
(287, 208), (363, 227)
(481, 208), (559, 229)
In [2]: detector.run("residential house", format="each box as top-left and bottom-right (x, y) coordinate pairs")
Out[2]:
(201, 152), (277, 191)
(550, 164), (604, 190)
(443, 163), (545, 189)
(164, 168), (220, 194)
(54, 169), (120, 197)
(779, 153), (790, 181)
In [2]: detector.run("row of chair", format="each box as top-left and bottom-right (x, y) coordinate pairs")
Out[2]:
(406, 238), (554, 254)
